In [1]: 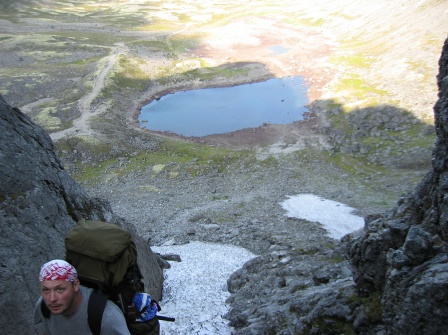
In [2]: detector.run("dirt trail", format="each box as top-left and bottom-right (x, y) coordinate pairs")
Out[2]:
(50, 43), (128, 141)
(3, 0), (446, 150)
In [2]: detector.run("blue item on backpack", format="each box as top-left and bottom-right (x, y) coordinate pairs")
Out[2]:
(133, 293), (159, 321)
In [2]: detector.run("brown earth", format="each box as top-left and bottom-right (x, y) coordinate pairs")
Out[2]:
(1, 1), (447, 157)
(2, 1), (446, 154)
(137, 19), (335, 149)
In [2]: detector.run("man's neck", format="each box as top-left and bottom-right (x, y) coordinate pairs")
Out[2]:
(62, 288), (82, 316)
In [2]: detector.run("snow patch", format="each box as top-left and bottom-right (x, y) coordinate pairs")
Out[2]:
(152, 241), (256, 335)
(281, 193), (365, 239)
(153, 194), (364, 334)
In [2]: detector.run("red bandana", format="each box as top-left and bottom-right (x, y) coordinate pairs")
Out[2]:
(39, 260), (77, 282)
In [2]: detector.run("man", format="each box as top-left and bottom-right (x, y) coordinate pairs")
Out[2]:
(34, 259), (131, 335)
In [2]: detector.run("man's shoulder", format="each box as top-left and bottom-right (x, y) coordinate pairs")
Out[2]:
(84, 288), (129, 334)
(34, 296), (44, 325)
(79, 285), (93, 296)
(104, 299), (125, 316)
(101, 300), (131, 334)
(82, 288), (126, 318)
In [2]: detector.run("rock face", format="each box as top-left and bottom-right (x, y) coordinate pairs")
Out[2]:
(227, 37), (448, 335)
(347, 37), (448, 334)
(0, 96), (163, 334)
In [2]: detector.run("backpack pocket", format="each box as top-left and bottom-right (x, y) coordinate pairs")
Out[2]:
(128, 317), (160, 335)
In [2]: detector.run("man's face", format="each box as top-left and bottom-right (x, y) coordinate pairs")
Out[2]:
(40, 280), (80, 316)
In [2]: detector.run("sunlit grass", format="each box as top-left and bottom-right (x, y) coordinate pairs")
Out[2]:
(100, 55), (149, 98)
(67, 137), (253, 184)
(32, 107), (64, 132)
(136, 20), (180, 31)
(330, 52), (374, 69)
(333, 74), (388, 104)
(300, 17), (326, 27)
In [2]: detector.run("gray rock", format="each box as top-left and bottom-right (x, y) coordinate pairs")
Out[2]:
(346, 36), (448, 334)
(0, 96), (163, 334)
(159, 253), (182, 262)
(226, 36), (448, 335)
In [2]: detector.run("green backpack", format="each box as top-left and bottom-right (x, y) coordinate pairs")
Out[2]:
(65, 218), (164, 335)
(65, 218), (140, 291)
(41, 219), (174, 334)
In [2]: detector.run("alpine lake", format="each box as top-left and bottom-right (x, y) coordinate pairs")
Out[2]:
(138, 76), (309, 137)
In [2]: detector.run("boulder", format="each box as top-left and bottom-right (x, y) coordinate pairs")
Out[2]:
(0, 96), (162, 334)
(227, 36), (448, 335)
(347, 36), (448, 334)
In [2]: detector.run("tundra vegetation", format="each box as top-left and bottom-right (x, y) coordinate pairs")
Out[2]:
(1, 0), (447, 274)
(1, 2), (444, 210)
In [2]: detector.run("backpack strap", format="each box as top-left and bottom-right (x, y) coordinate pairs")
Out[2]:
(40, 300), (51, 319)
(87, 289), (109, 335)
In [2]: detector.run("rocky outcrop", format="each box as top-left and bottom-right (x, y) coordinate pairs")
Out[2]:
(311, 100), (435, 169)
(0, 96), (163, 334)
(227, 37), (448, 335)
(347, 37), (448, 334)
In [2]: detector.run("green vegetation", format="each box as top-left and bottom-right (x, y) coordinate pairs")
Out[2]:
(158, 140), (248, 166)
(136, 21), (177, 32)
(102, 55), (149, 97)
(166, 35), (202, 55)
(175, 13), (191, 23)
(324, 102), (435, 161)
(63, 136), (252, 184)
(288, 145), (419, 210)
(334, 74), (388, 102)
(54, 31), (121, 46)
(294, 247), (319, 256)
(181, 64), (252, 81)
(302, 317), (354, 335)
(130, 39), (172, 52)
(31, 107), (64, 132)
(347, 291), (383, 324)
(407, 59), (432, 82)
(339, 37), (390, 56)
(0, 35), (13, 42)
(330, 52), (374, 69)
(300, 17), (326, 27)
(1, 0), (439, 217)
(297, 289), (382, 335)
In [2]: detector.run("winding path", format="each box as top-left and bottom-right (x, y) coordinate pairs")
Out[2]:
(50, 43), (128, 141)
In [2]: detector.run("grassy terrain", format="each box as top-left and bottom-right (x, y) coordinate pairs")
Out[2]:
(1, 0), (445, 214)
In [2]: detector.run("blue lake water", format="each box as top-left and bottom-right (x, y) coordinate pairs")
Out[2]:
(270, 45), (291, 55)
(138, 76), (309, 137)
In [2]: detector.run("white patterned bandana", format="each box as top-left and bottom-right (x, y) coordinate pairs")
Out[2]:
(39, 259), (77, 282)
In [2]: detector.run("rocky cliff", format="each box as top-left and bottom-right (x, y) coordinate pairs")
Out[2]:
(1, 33), (447, 335)
(0, 96), (163, 334)
(226, 37), (448, 335)
(347, 36), (448, 334)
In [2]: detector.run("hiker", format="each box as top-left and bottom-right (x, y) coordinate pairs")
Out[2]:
(34, 259), (131, 335)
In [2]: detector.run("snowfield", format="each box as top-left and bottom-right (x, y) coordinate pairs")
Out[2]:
(153, 194), (364, 334)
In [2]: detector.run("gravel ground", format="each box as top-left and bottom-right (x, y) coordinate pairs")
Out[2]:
(83, 143), (418, 256)
(1, 2), (445, 333)
(152, 242), (256, 335)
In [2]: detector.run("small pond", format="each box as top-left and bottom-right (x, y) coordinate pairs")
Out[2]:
(138, 76), (309, 137)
